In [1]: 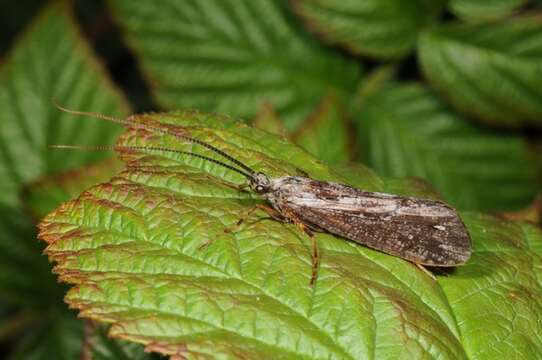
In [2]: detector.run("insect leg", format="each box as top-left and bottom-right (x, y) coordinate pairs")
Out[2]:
(236, 182), (250, 192)
(200, 205), (279, 250)
(295, 167), (309, 178)
(309, 231), (319, 286)
(237, 204), (286, 226)
(415, 263), (437, 281)
(224, 204), (286, 234)
(283, 211), (319, 286)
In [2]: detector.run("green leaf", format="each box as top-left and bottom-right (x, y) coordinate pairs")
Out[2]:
(108, 0), (361, 130)
(0, 3), (129, 359)
(292, 95), (351, 164)
(418, 16), (542, 128)
(24, 157), (124, 220)
(0, 0), (129, 304)
(449, 0), (527, 20)
(354, 82), (539, 211)
(0, 2), (129, 209)
(39, 110), (542, 359)
(292, 0), (445, 59)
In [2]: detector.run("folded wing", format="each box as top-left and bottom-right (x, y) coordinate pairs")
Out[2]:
(285, 179), (471, 266)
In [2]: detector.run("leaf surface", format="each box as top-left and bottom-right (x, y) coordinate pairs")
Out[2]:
(39, 110), (542, 359)
(292, 0), (444, 59)
(418, 16), (542, 127)
(108, 0), (361, 130)
(354, 82), (539, 211)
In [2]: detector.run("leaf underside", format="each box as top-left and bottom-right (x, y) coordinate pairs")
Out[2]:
(39, 111), (542, 359)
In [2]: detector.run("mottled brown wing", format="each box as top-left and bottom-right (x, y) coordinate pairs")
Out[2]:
(283, 180), (471, 266)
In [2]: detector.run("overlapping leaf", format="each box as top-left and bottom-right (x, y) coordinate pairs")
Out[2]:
(448, 0), (527, 20)
(24, 157), (123, 220)
(0, 0), (128, 302)
(418, 16), (542, 128)
(0, 3), (128, 209)
(292, 95), (351, 164)
(0, 3), (129, 358)
(354, 82), (539, 211)
(292, 0), (445, 59)
(108, 0), (361, 130)
(252, 103), (287, 137)
(39, 110), (542, 359)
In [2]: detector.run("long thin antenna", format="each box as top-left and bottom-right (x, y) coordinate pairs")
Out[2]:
(53, 100), (256, 175)
(49, 144), (254, 179)
(53, 99), (130, 126)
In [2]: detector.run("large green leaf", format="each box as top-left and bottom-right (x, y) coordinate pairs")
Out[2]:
(418, 16), (542, 128)
(108, 0), (361, 130)
(0, 3), (129, 359)
(0, 0), (128, 305)
(354, 82), (539, 211)
(448, 0), (527, 20)
(292, 0), (444, 59)
(0, 2), (128, 209)
(39, 110), (542, 359)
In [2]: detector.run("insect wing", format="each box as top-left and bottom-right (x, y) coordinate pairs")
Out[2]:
(282, 178), (471, 266)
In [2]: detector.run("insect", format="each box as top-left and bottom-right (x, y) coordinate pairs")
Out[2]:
(52, 104), (472, 285)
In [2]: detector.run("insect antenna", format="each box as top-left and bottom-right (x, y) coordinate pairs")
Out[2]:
(53, 100), (257, 175)
(49, 144), (254, 179)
